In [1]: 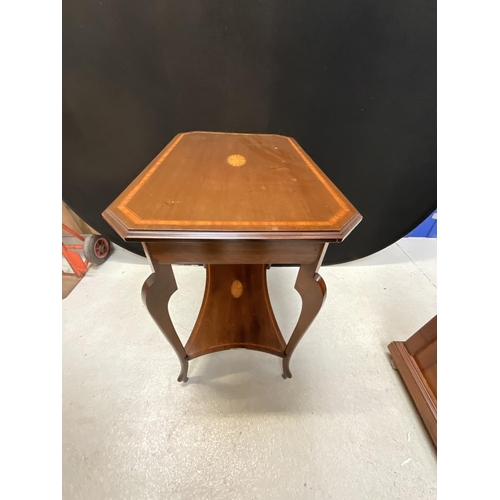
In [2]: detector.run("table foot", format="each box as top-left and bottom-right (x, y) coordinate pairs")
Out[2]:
(282, 357), (293, 379)
(177, 361), (189, 383)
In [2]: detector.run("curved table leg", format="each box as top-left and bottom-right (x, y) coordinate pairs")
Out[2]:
(141, 265), (189, 382)
(282, 261), (327, 379)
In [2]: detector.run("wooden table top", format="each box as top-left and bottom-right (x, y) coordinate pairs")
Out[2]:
(103, 132), (361, 241)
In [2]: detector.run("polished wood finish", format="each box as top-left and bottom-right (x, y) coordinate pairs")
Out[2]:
(142, 240), (328, 380)
(104, 132), (362, 381)
(144, 240), (326, 265)
(388, 316), (437, 446)
(141, 264), (188, 382)
(103, 132), (361, 241)
(283, 245), (328, 379)
(185, 264), (286, 359)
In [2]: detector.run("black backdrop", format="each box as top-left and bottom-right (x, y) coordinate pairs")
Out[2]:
(62, 0), (436, 265)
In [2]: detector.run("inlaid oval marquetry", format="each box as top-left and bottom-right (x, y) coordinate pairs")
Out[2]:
(231, 280), (243, 298)
(227, 154), (246, 167)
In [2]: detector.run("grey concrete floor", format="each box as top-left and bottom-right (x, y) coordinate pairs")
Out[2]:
(62, 239), (437, 500)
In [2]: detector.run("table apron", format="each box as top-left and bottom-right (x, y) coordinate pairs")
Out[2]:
(143, 240), (328, 265)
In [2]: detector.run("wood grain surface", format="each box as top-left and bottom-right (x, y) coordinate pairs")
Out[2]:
(104, 132), (361, 240)
(104, 132), (362, 381)
(184, 264), (286, 359)
(141, 240), (330, 381)
(388, 316), (437, 446)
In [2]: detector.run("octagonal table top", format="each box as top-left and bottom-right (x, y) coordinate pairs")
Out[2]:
(103, 131), (361, 241)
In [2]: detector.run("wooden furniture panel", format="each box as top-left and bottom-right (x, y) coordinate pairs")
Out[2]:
(103, 132), (361, 240)
(144, 240), (325, 265)
(388, 316), (437, 445)
(184, 264), (287, 359)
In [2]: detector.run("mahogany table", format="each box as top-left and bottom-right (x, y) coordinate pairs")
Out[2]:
(103, 132), (361, 382)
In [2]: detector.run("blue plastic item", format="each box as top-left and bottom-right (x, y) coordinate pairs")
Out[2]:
(405, 210), (437, 238)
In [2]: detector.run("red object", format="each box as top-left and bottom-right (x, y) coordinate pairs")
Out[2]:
(62, 224), (89, 278)
(93, 237), (110, 258)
